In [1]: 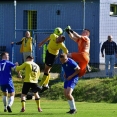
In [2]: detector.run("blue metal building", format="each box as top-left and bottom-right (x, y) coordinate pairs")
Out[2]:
(0, 0), (117, 68)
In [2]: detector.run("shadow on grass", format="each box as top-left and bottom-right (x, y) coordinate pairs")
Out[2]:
(0, 112), (65, 116)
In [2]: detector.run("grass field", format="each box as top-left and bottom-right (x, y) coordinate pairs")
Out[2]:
(0, 98), (117, 117)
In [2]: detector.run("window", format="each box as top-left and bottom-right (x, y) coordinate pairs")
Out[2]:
(23, 10), (37, 29)
(110, 4), (117, 16)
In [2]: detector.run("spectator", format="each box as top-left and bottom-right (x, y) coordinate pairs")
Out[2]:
(11, 31), (33, 62)
(101, 35), (117, 77)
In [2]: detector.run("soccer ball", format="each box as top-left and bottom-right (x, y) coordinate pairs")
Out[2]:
(54, 27), (63, 36)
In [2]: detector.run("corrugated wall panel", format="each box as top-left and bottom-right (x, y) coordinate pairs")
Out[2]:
(99, 0), (117, 64)
(85, 1), (99, 64)
(0, 0), (101, 66)
(0, 2), (14, 61)
(14, 1), (85, 63)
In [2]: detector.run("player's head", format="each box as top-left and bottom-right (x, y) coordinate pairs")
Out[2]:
(54, 27), (63, 36)
(25, 31), (30, 38)
(59, 53), (68, 64)
(1, 52), (9, 60)
(56, 35), (65, 43)
(26, 55), (34, 61)
(82, 29), (90, 37)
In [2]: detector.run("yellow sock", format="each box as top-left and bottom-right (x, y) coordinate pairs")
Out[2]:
(39, 74), (48, 86)
(21, 100), (26, 109)
(44, 73), (50, 86)
(35, 99), (40, 108)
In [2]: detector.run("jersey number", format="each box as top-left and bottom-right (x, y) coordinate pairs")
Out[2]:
(31, 64), (37, 72)
(0, 63), (6, 71)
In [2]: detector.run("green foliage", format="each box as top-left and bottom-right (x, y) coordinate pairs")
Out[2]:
(1, 74), (117, 103)
(40, 77), (117, 103)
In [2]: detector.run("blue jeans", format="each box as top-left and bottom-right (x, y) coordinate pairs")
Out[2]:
(105, 55), (115, 77)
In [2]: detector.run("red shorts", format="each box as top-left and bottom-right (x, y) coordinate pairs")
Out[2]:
(71, 52), (89, 77)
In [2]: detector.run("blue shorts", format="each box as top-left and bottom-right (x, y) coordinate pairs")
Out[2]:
(64, 77), (78, 89)
(0, 83), (15, 93)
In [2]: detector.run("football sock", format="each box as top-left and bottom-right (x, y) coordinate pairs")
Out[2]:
(35, 98), (40, 108)
(21, 100), (26, 109)
(68, 99), (76, 110)
(8, 96), (14, 107)
(44, 73), (50, 86)
(39, 73), (48, 86)
(3, 96), (7, 109)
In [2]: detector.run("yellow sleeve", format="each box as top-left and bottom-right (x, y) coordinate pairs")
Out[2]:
(16, 63), (26, 71)
(60, 43), (68, 54)
(50, 33), (58, 40)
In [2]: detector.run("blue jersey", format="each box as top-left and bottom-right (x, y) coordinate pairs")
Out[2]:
(62, 58), (79, 79)
(0, 60), (15, 85)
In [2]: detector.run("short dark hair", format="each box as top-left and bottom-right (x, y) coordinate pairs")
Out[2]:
(61, 35), (65, 40)
(59, 35), (65, 41)
(26, 55), (34, 59)
(1, 52), (8, 58)
(59, 53), (67, 58)
(84, 29), (90, 33)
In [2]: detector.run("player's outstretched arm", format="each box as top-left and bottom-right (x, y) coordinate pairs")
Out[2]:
(69, 32), (79, 42)
(38, 36), (50, 48)
(65, 25), (81, 42)
(60, 43), (69, 54)
(72, 31), (82, 39)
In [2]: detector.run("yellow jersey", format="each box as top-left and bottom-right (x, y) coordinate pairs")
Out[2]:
(47, 34), (68, 55)
(16, 61), (40, 83)
(20, 37), (33, 53)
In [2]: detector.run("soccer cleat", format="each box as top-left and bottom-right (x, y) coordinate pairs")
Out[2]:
(38, 107), (42, 112)
(66, 109), (77, 114)
(86, 64), (91, 72)
(66, 110), (71, 113)
(7, 106), (12, 113)
(4, 109), (7, 112)
(39, 86), (49, 93)
(20, 108), (25, 112)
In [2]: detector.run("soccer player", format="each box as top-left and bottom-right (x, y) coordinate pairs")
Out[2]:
(65, 26), (90, 77)
(59, 53), (80, 114)
(0, 52), (17, 112)
(38, 27), (68, 93)
(16, 55), (42, 112)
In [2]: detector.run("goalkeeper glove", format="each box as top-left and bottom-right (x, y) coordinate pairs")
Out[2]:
(64, 25), (73, 34)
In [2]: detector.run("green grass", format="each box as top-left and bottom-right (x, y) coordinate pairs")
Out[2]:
(0, 98), (117, 117)
(1, 74), (117, 117)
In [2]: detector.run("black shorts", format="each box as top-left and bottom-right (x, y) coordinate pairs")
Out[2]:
(45, 50), (57, 67)
(22, 82), (39, 95)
